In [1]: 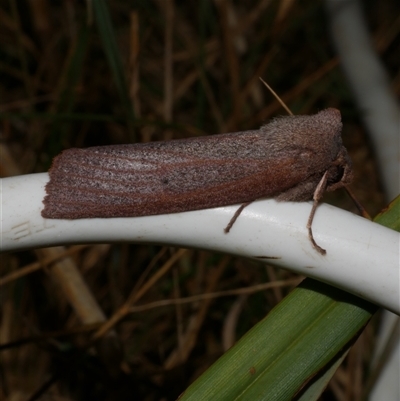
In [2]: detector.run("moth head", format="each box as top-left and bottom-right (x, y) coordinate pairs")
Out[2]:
(327, 146), (354, 191)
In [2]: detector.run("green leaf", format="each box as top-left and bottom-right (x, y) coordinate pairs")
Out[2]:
(374, 195), (400, 229)
(180, 281), (376, 401)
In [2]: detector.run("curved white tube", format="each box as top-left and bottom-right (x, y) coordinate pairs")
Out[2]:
(1, 173), (399, 314)
(325, 2), (400, 398)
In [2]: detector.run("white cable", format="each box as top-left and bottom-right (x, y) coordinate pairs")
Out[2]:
(325, 1), (400, 399)
(1, 173), (398, 314)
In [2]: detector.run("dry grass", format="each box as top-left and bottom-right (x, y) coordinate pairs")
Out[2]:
(1, 0), (398, 400)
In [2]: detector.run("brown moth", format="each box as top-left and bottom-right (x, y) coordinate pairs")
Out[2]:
(42, 108), (353, 254)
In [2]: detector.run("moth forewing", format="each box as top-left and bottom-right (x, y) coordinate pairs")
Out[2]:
(42, 108), (353, 254)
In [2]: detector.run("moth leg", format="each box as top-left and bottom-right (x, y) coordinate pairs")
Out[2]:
(344, 185), (371, 219)
(307, 171), (328, 255)
(224, 202), (252, 233)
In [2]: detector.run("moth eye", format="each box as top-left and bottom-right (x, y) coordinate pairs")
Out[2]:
(161, 178), (169, 185)
(336, 165), (345, 181)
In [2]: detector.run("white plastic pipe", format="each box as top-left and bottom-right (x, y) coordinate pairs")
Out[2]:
(325, 2), (400, 399)
(1, 173), (399, 314)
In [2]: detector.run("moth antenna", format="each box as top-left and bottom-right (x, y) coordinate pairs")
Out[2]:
(259, 77), (293, 116)
(344, 185), (371, 220)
